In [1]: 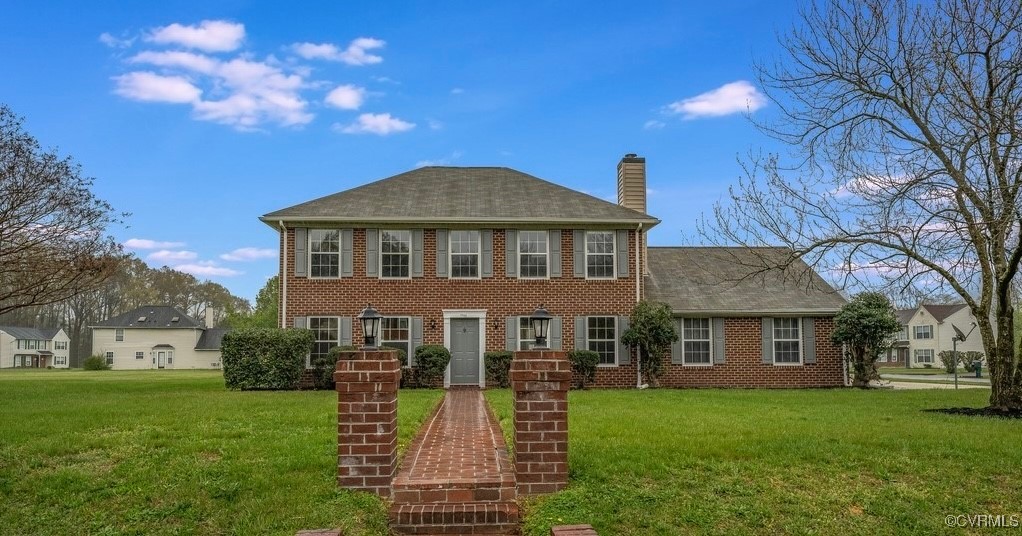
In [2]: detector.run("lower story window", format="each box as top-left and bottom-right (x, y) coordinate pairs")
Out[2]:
(55, 356), (65, 365)
(773, 318), (802, 364)
(587, 316), (617, 365)
(309, 317), (339, 365)
(915, 349), (934, 364)
(682, 318), (712, 365)
(135, 351), (145, 360)
(380, 317), (410, 360)
(105, 352), (114, 365)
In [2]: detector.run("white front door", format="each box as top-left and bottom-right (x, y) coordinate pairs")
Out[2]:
(157, 351), (166, 369)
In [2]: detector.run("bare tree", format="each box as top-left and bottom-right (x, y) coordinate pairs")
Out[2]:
(0, 105), (123, 316)
(702, 0), (1022, 409)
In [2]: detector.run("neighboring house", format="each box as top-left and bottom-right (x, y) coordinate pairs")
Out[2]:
(884, 303), (983, 368)
(90, 306), (227, 369)
(261, 154), (847, 388)
(0, 327), (71, 368)
(879, 308), (915, 367)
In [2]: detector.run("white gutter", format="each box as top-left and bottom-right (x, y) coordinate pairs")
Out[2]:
(278, 220), (287, 329)
(636, 223), (643, 389)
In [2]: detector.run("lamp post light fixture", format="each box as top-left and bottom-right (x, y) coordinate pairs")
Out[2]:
(530, 304), (553, 349)
(357, 304), (383, 349)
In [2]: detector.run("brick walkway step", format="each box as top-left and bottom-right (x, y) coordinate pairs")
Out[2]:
(388, 502), (519, 535)
(390, 389), (519, 535)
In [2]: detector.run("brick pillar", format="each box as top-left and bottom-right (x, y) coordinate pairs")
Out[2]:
(334, 349), (400, 497)
(510, 350), (570, 495)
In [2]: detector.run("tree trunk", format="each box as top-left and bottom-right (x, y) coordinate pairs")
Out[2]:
(989, 309), (1022, 410)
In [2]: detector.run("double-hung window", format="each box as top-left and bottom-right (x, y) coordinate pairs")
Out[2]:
(587, 316), (617, 365)
(897, 326), (909, 341)
(309, 229), (340, 278)
(55, 341), (67, 350)
(105, 352), (114, 365)
(115, 329), (124, 342)
(518, 317), (536, 350)
(913, 325), (933, 339)
(773, 318), (802, 364)
(381, 230), (411, 278)
(450, 230), (480, 278)
(682, 318), (712, 365)
(915, 349), (934, 364)
(519, 231), (548, 278)
(378, 317), (411, 359)
(308, 317), (339, 366)
(135, 351), (144, 360)
(585, 231), (615, 278)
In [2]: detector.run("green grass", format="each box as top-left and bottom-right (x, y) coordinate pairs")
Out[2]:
(486, 388), (1022, 535)
(0, 370), (443, 535)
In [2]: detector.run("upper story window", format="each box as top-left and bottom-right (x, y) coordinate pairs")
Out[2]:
(896, 326), (909, 341)
(913, 325), (933, 339)
(586, 231), (615, 279)
(115, 329), (124, 342)
(381, 230), (411, 278)
(682, 318), (712, 365)
(450, 230), (480, 278)
(587, 316), (617, 365)
(773, 318), (802, 364)
(310, 229), (340, 278)
(519, 231), (548, 278)
(55, 341), (67, 350)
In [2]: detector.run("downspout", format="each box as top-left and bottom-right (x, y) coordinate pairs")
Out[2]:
(278, 220), (287, 329)
(636, 223), (643, 389)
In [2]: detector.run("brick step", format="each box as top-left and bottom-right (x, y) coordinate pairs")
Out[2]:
(392, 478), (515, 504)
(388, 501), (519, 535)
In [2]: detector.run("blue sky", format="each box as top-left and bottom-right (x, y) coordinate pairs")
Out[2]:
(2, 0), (796, 301)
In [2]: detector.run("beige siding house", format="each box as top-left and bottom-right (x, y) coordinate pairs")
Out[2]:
(882, 304), (982, 368)
(91, 306), (226, 370)
(0, 327), (71, 368)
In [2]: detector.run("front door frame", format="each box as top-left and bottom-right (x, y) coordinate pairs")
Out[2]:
(442, 309), (486, 388)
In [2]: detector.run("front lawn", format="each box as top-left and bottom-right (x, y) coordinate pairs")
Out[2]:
(486, 388), (1022, 535)
(0, 370), (443, 535)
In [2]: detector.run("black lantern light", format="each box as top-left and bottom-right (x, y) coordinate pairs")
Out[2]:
(530, 304), (553, 348)
(357, 303), (383, 348)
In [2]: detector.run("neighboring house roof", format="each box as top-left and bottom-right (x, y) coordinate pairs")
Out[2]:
(895, 309), (915, 324)
(261, 166), (660, 226)
(195, 328), (228, 351)
(92, 305), (203, 329)
(920, 303), (968, 322)
(644, 247), (847, 315)
(0, 326), (62, 340)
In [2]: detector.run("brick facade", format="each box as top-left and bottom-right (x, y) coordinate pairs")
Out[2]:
(281, 226), (846, 388)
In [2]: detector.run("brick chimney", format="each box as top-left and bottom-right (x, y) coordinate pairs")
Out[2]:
(617, 153), (646, 214)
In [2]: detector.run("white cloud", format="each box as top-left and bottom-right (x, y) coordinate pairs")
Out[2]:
(99, 32), (133, 48)
(415, 150), (463, 167)
(335, 113), (415, 135)
(290, 37), (385, 65)
(643, 119), (666, 130)
(113, 72), (201, 103)
(220, 247), (277, 261)
(666, 80), (766, 119)
(427, 118), (444, 130)
(174, 261), (243, 277)
(147, 250), (198, 262)
(324, 84), (366, 110)
(147, 20), (245, 52)
(129, 50), (218, 74)
(450, 87), (464, 95)
(123, 238), (186, 250)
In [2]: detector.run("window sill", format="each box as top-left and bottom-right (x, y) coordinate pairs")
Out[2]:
(596, 363), (618, 368)
(772, 362), (803, 367)
(682, 363), (714, 367)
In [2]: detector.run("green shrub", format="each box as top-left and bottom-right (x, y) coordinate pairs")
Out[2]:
(415, 345), (451, 385)
(82, 355), (109, 371)
(484, 351), (513, 388)
(309, 345), (358, 390)
(938, 350), (958, 373)
(221, 328), (313, 390)
(567, 350), (600, 389)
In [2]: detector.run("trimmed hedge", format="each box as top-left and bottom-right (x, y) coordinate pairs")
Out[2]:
(309, 345), (358, 390)
(568, 350), (600, 389)
(484, 351), (513, 388)
(415, 345), (451, 385)
(222, 328), (313, 390)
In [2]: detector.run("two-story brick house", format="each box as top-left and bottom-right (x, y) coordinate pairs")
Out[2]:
(262, 155), (847, 388)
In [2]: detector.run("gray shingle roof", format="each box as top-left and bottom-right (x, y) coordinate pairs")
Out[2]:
(895, 309), (915, 324)
(195, 328), (228, 350)
(0, 326), (61, 340)
(921, 303), (968, 322)
(92, 306), (203, 329)
(261, 166), (659, 225)
(644, 247), (847, 315)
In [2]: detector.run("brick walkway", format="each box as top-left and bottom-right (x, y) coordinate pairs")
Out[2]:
(390, 389), (518, 534)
